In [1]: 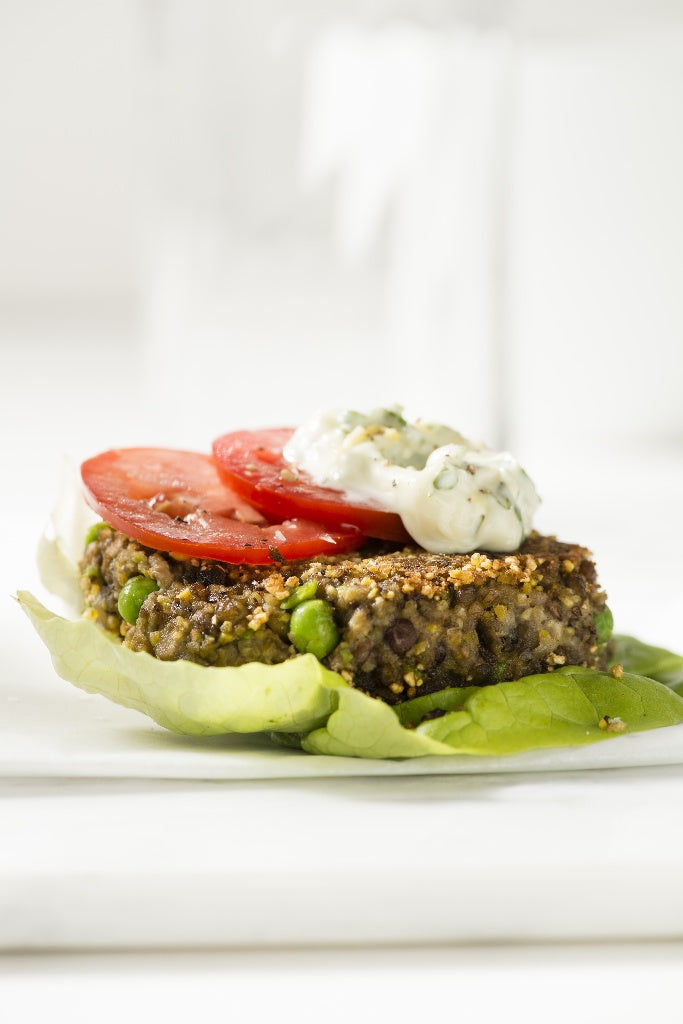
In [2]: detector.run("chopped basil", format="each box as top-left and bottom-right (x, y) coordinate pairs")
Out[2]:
(493, 487), (512, 510)
(379, 407), (408, 429)
(433, 466), (459, 491)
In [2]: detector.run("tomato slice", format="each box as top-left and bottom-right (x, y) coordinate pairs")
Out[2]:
(211, 429), (412, 544)
(81, 448), (364, 564)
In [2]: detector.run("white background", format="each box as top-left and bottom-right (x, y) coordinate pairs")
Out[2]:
(2, 1), (683, 1018)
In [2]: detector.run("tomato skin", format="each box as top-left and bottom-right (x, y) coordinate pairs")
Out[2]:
(212, 429), (412, 544)
(81, 448), (364, 565)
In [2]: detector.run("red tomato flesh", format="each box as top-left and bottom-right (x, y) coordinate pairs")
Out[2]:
(81, 448), (364, 564)
(212, 429), (412, 544)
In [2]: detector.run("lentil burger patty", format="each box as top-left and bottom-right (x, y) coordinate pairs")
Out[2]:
(80, 528), (608, 705)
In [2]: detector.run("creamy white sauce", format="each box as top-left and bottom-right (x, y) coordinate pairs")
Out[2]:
(283, 407), (540, 553)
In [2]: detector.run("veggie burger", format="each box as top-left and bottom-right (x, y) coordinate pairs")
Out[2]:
(19, 407), (683, 758)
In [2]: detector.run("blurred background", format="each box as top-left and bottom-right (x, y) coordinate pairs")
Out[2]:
(2, 0), (683, 638)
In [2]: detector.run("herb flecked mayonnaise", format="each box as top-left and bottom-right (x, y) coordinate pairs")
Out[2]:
(283, 407), (540, 553)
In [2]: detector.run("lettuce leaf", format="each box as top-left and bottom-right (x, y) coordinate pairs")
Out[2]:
(16, 590), (683, 759)
(17, 590), (343, 736)
(302, 666), (683, 758)
(610, 635), (683, 693)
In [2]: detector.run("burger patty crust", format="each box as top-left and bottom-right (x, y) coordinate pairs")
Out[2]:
(79, 529), (609, 705)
